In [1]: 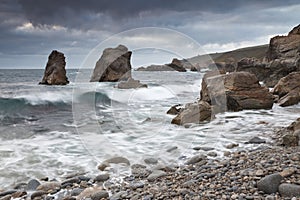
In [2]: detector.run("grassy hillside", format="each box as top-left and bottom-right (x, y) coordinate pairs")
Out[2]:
(186, 44), (268, 68)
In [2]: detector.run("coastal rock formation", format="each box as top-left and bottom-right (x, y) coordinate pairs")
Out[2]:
(39, 50), (69, 85)
(208, 62), (235, 73)
(266, 24), (300, 61)
(136, 58), (187, 72)
(236, 24), (300, 87)
(272, 72), (300, 107)
(116, 78), (148, 89)
(200, 71), (274, 111)
(171, 101), (212, 125)
(136, 64), (177, 71)
(90, 45), (132, 82)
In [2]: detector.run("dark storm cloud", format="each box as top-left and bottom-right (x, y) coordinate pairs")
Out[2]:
(16, 0), (300, 29)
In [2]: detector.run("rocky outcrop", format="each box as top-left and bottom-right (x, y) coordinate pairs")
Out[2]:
(136, 65), (177, 71)
(266, 24), (300, 61)
(90, 45), (132, 82)
(39, 50), (69, 85)
(272, 72), (300, 107)
(116, 78), (147, 89)
(168, 58), (188, 72)
(171, 101), (212, 125)
(200, 71), (274, 112)
(136, 58), (187, 72)
(235, 24), (300, 87)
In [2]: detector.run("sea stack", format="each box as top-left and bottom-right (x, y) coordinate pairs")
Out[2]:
(90, 45), (132, 82)
(39, 50), (69, 85)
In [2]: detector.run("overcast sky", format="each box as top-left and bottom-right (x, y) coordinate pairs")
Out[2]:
(1, 0), (300, 69)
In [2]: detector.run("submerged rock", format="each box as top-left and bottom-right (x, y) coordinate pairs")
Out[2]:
(90, 45), (132, 82)
(39, 50), (69, 85)
(116, 78), (147, 89)
(272, 71), (300, 107)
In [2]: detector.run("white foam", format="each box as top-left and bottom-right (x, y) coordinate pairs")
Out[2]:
(16, 91), (73, 105)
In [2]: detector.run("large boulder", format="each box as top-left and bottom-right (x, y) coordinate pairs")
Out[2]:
(90, 45), (132, 82)
(272, 71), (300, 107)
(39, 50), (69, 85)
(200, 71), (274, 112)
(171, 101), (212, 125)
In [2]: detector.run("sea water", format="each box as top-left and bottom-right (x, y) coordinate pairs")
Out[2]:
(0, 69), (299, 189)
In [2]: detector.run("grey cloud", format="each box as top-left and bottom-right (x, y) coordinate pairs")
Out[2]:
(16, 0), (300, 30)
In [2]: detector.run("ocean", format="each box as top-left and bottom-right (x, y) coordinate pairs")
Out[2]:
(0, 69), (299, 189)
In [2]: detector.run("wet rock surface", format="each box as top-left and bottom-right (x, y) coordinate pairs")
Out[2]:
(39, 50), (69, 85)
(90, 45), (132, 82)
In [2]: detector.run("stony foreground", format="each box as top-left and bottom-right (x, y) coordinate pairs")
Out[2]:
(1, 143), (300, 200)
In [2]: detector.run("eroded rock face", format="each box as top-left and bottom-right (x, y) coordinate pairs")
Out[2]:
(90, 45), (132, 82)
(200, 71), (274, 112)
(272, 72), (300, 107)
(236, 24), (300, 87)
(236, 57), (268, 81)
(39, 50), (69, 85)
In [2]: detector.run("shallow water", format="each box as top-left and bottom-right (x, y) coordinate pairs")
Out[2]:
(0, 69), (299, 189)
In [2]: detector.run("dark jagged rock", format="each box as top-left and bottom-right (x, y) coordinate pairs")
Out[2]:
(272, 71), (300, 107)
(90, 45), (132, 82)
(236, 57), (268, 81)
(39, 50), (69, 85)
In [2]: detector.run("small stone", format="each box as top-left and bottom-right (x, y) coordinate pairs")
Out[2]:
(94, 174), (110, 182)
(36, 182), (61, 193)
(91, 191), (109, 200)
(147, 170), (166, 181)
(226, 143), (239, 149)
(280, 168), (295, 178)
(246, 136), (266, 144)
(255, 169), (264, 176)
(27, 179), (41, 191)
(185, 154), (206, 165)
(224, 151), (231, 156)
(207, 152), (217, 157)
(31, 190), (46, 199)
(166, 146), (178, 152)
(62, 177), (80, 186)
(265, 195), (275, 200)
(257, 173), (283, 194)
(0, 195), (11, 200)
(144, 157), (158, 164)
(0, 190), (17, 197)
(279, 183), (300, 197)
(71, 188), (84, 196)
(12, 191), (27, 198)
(97, 163), (110, 171)
(130, 181), (145, 189)
(102, 156), (130, 165)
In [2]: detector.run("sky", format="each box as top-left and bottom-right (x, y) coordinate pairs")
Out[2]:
(0, 0), (300, 69)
